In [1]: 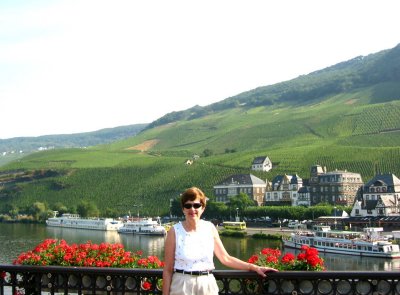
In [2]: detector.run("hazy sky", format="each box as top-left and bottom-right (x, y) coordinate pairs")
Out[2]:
(1, 0), (399, 139)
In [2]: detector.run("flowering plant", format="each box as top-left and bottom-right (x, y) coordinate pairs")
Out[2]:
(248, 245), (325, 271)
(13, 239), (164, 269)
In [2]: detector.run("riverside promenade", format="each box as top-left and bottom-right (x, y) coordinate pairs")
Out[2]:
(245, 226), (291, 237)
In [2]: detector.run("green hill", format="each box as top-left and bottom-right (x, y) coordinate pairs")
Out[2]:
(1, 44), (400, 217)
(0, 124), (147, 167)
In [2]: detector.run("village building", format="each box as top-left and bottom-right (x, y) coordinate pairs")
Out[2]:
(297, 185), (311, 206)
(213, 174), (266, 206)
(264, 174), (308, 206)
(350, 173), (400, 217)
(251, 156), (272, 172)
(309, 165), (363, 206)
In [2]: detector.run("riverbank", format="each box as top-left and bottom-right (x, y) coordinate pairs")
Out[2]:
(245, 226), (292, 237)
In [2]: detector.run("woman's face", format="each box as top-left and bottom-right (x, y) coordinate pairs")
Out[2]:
(182, 197), (204, 221)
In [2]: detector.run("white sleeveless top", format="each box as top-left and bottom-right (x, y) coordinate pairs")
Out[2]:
(174, 220), (215, 271)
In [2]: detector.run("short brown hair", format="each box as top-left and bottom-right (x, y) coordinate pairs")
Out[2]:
(180, 187), (207, 208)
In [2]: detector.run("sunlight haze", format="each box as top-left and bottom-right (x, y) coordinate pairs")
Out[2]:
(0, 0), (399, 139)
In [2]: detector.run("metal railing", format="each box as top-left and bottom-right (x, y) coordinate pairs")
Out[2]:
(1, 264), (400, 294)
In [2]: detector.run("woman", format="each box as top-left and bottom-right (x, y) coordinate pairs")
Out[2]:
(162, 187), (277, 295)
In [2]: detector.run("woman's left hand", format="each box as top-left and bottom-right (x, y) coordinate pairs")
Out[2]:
(251, 264), (278, 277)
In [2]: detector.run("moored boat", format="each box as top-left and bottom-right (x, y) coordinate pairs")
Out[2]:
(118, 217), (166, 235)
(283, 225), (400, 259)
(46, 213), (124, 231)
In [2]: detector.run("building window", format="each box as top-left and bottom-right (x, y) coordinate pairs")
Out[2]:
(228, 187), (236, 195)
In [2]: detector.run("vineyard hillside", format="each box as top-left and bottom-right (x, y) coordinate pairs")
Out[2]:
(1, 44), (400, 217)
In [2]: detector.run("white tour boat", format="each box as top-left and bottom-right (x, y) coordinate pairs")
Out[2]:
(283, 225), (400, 259)
(46, 213), (124, 231)
(118, 217), (166, 235)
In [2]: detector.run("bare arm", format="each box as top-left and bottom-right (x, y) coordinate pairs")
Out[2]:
(162, 227), (176, 295)
(212, 226), (277, 277)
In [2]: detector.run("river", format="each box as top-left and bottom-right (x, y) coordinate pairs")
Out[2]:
(1, 223), (399, 271)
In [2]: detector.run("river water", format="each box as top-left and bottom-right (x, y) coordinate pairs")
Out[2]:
(1, 223), (399, 271)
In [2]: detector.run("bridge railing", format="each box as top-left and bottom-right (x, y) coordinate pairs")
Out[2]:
(1, 264), (400, 294)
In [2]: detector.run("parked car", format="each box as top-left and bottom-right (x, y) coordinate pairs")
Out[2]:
(288, 221), (300, 228)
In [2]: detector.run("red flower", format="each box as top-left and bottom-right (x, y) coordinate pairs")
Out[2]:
(142, 281), (152, 290)
(297, 253), (306, 261)
(248, 246), (324, 271)
(137, 258), (148, 267)
(13, 239), (164, 270)
(300, 245), (309, 251)
(247, 255), (259, 264)
(281, 253), (295, 264)
(265, 255), (278, 264)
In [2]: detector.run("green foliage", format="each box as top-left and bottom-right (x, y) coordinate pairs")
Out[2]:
(228, 193), (255, 212)
(252, 233), (282, 240)
(219, 230), (247, 237)
(0, 124), (147, 166)
(147, 45), (400, 129)
(76, 200), (100, 217)
(245, 205), (332, 220)
(29, 202), (48, 222)
(202, 148), (214, 157)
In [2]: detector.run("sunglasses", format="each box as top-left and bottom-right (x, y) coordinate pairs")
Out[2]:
(183, 203), (202, 209)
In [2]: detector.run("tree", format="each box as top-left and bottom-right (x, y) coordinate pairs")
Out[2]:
(170, 198), (182, 218)
(202, 148), (213, 157)
(53, 202), (68, 215)
(103, 208), (119, 218)
(228, 193), (255, 217)
(203, 201), (229, 220)
(5, 204), (19, 219)
(30, 202), (48, 222)
(77, 200), (100, 217)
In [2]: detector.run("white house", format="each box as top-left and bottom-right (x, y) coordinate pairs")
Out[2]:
(264, 174), (309, 206)
(213, 174), (266, 206)
(251, 156), (272, 172)
(350, 173), (400, 217)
